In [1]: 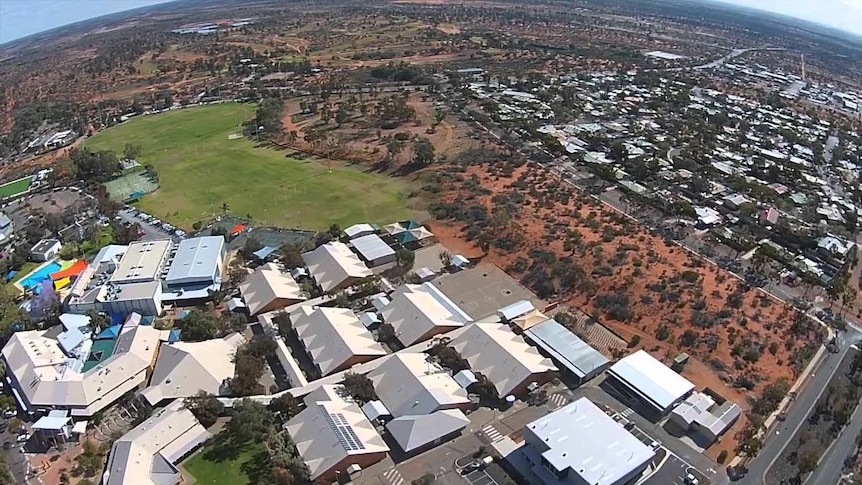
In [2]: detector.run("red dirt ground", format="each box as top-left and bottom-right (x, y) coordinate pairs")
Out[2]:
(427, 157), (821, 460)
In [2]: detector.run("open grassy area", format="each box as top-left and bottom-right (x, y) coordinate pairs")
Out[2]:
(0, 176), (32, 198)
(10, 262), (39, 283)
(183, 440), (267, 485)
(85, 103), (416, 231)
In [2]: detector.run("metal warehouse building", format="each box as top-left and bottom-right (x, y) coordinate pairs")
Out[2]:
(524, 318), (609, 386)
(606, 350), (695, 416)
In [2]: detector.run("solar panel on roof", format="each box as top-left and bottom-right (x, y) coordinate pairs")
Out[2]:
(319, 406), (366, 451)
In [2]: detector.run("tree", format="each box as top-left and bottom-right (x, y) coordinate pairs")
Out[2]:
(278, 242), (306, 268)
(184, 391), (224, 428)
(85, 311), (111, 334)
(797, 450), (820, 477)
(123, 143), (141, 161)
(228, 399), (274, 444)
(272, 311), (292, 336)
(413, 138), (435, 167)
(378, 323), (396, 343)
(0, 395), (15, 414)
(76, 440), (106, 477)
(176, 309), (223, 342)
(340, 373), (376, 404)
(269, 393), (302, 420)
(395, 248), (415, 269)
(240, 236), (263, 260)
(229, 336), (275, 397)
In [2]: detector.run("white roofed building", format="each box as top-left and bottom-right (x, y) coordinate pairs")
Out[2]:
(350, 234), (396, 267)
(239, 262), (306, 315)
(109, 240), (172, 284)
(450, 323), (557, 397)
(520, 397), (654, 485)
(668, 392), (741, 446)
(607, 350), (695, 415)
(286, 387), (389, 483)
(302, 242), (372, 292)
(2, 323), (162, 417)
(381, 283), (471, 346)
(104, 400), (211, 485)
(141, 333), (245, 406)
(164, 236), (226, 288)
(290, 306), (386, 376)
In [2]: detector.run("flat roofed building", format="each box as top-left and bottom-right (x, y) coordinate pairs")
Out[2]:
(450, 323), (557, 397)
(286, 391), (389, 483)
(110, 240), (172, 284)
(607, 350), (694, 415)
(524, 319), (609, 385)
(2, 325), (161, 417)
(239, 262), (306, 315)
(367, 353), (470, 417)
(343, 223), (377, 240)
(382, 283), (471, 346)
(104, 400), (211, 485)
(141, 334), (244, 406)
(290, 306), (386, 376)
(30, 239), (62, 262)
(350, 234), (396, 267)
(99, 280), (163, 316)
(302, 242), (372, 292)
(165, 236), (226, 287)
(522, 397), (654, 485)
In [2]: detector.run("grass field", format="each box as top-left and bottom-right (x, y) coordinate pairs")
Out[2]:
(0, 176), (32, 198)
(85, 103), (416, 231)
(183, 440), (266, 485)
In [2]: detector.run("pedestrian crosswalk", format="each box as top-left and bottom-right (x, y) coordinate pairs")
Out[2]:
(620, 407), (635, 418)
(549, 393), (569, 409)
(383, 468), (405, 485)
(482, 424), (506, 443)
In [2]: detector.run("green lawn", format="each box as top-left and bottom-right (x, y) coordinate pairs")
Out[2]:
(85, 103), (416, 231)
(11, 262), (38, 283)
(0, 177), (32, 198)
(183, 440), (267, 485)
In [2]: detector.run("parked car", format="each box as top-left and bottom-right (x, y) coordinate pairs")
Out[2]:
(16, 433), (29, 443)
(684, 473), (699, 485)
(3, 410), (15, 419)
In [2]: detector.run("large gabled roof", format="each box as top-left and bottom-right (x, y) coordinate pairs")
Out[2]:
(290, 306), (386, 375)
(141, 333), (244, 406)
(381, 283), (471, 346)
(286, 393), (389, 480)
(302, 242), (371, 292)
(386, 409), (470, 453)
(368, 353), (470, 417)
(105, 400), (211, 485)
(450, 323), (556, 397)
(239, 262), (305, 315)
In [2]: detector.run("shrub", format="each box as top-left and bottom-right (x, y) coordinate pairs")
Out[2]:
(656, 326), (671, 341)
(717, 450), (729, 464)
(627, 335), (641, 348)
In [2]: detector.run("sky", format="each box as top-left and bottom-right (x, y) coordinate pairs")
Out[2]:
(716, 0), (862, 35)
(0, 0), (175, 44)
(0, 0), (860, 45)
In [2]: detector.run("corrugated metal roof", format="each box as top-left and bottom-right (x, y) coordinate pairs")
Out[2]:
(351, 234), (395, 261)
(165, 236), (224, 284)
(525, 319), (608, 380)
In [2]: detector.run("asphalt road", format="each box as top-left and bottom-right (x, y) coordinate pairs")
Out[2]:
(805, 383), (862, 485)
(740, 327), (862, 485)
